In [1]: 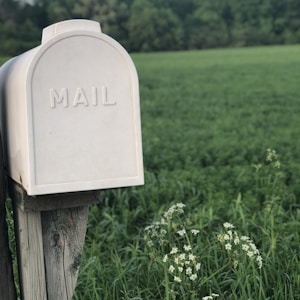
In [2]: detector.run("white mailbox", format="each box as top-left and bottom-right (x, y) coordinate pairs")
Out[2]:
(0, 19), (144, 195)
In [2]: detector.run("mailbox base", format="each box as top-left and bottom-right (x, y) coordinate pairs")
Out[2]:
(8, 178), (101, 211)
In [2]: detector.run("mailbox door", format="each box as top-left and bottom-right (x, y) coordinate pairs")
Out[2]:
(24, 21), (144, 195)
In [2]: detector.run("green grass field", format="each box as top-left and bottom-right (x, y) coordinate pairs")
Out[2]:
(2, 45), (300, 299)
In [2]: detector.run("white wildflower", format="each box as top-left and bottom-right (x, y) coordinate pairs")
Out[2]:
(147, 240), (154, 247)
(217, 234), (224, 243)
(174, 276), (181, 283)
(176, 203), (185, 209)
(191, 229), (200, 235)
(274, 160), (280, 168)
(190, 273), (197, 281)
(249, 242), (258, 252)
(170, 247), (178, 254)
(233, 259), (239, 269)
(266, 149), (277, 162)
(224, 234), (231, 241)
(184, 244), (192, 251)
(241, 235), (250, 241)
(225, 243), (232, 251)
(162, 255), (168, 263)
(256, 255), (263, 269)
(179, 253), (186, 261)
(247, 250), (254, 258)
(186, 267), (192, 275)
(160, 217), (167, 225)
(168, 265), (175, 273)
(202, 293), (219, 300)
(188, 254), (196, 261)
(177, 229), (186, 236)
(242, 244), (249, 251)
(223, 222), (234, 229)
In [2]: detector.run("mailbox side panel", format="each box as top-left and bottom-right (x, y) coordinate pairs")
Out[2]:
(0, 50), (38, 191)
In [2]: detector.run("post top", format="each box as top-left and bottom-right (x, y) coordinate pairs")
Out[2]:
(42, 19), (101, 44)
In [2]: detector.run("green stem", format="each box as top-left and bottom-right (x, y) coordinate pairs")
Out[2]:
(270, 212), (276, 261)
(164, 261), (170, 300)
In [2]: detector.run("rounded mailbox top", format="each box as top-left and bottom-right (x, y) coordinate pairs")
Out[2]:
(41, 19), (102, 44)
(0, 19), (144, 195)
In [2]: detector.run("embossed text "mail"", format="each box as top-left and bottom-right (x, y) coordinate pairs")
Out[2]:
(49, 86), (116, 108)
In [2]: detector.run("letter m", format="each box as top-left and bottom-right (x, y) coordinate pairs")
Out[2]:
(50, 88), (68, 108)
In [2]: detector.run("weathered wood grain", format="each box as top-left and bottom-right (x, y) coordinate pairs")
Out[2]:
(0, 134), (17, 300)
(13, 205), (47, 300)
(41, 206), (89, 300)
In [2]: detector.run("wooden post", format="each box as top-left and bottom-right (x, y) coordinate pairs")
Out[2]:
(0, 134), (17, 299)
(42, 206), (89, 300)
(13, 203), (47, 300)
(8, 180), (100, 300)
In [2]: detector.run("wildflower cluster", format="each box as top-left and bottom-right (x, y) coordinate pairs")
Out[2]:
(144, 203), (205, 297)
(253, 148), (281, 172)
(253, 149), (287, 215)
(144, 203), (201, 278)
(266, 148), (280, 168)
(163, 202), (186, 219)
(217, 222), (263, 269)
(144, 203), (186, 248)
(144, 221), (168, 247)
(163, 242), (201, 283)
(145, 204), (264, 299)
